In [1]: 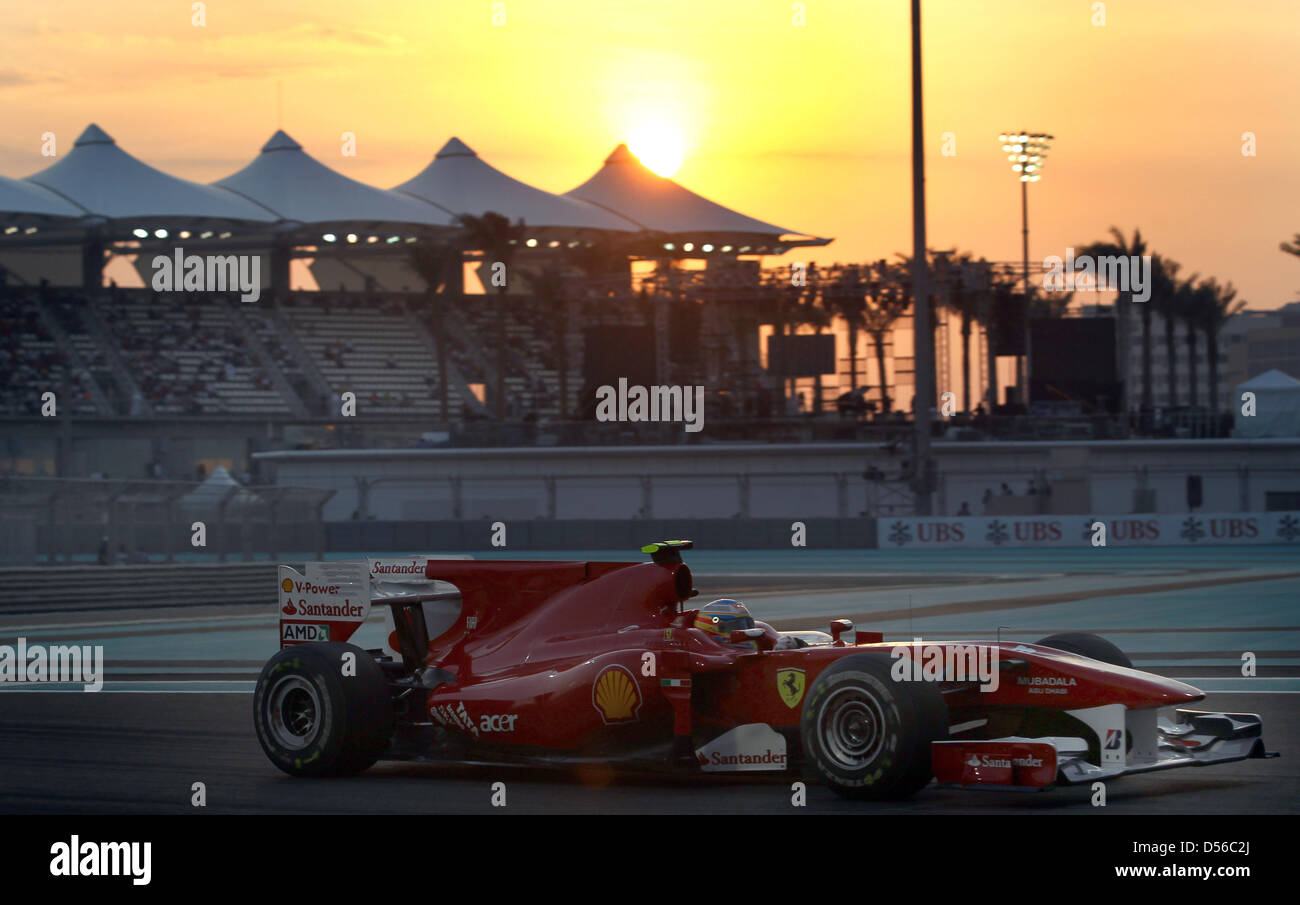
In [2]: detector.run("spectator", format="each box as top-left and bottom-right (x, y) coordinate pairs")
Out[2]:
(957, 502), (971, 516)
(1000, 482), (1013, 495)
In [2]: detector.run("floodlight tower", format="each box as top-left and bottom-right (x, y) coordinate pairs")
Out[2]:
(909, 0), (935, 515)
(998, 130), (1052, 405)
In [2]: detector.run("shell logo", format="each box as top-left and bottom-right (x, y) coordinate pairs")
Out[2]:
(281, 578), (294, 593)
(592, 664), (642, 725)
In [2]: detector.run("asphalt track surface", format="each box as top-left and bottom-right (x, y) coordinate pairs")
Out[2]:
(1, 547), (1297, 815)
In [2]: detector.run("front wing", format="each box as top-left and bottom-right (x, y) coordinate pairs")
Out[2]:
(933, 709), (1272, 790)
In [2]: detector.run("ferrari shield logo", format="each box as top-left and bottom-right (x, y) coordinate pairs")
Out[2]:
(777, 668), (806, 709)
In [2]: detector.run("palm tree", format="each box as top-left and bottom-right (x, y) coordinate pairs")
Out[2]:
(566, 235), (626, 287)
(1028, 281), (1074, 319)
(862, 259), (912, 414)
(407, 240), (461, 421)
(1148, 256), (1185, 410)
(820, 265), (867, 399)
(1280, 233), (1300, 299)
(789, 272), (832, 413)
(931, 252), (984, 413)
(1197, 278), (1245, 415)
(1078, 227), (1149, 414)
(1181, 279), (1213, 409)
(456, 212), (525, 418)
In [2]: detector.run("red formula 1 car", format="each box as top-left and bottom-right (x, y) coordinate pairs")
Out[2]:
(254, 541), (1273, 798)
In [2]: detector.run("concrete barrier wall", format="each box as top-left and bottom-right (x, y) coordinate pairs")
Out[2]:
(878, 511), (1300, 548)
(326, 518), (878, 552)
(0, 516), (37, 566)
(257, 439), (1300, 522)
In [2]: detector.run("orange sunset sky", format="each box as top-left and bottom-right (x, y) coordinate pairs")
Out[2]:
(2, 0), (1297, 306)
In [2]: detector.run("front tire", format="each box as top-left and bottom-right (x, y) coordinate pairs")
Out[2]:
(253, 642), (394, 777)
(1035, 632), (1132, 669)
(800, 652), (947, 800)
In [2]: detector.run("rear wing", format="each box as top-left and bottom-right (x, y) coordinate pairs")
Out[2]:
(278, 555), (470, 650)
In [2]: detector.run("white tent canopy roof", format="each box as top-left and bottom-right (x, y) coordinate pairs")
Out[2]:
(394, 138), (639, 232)
(1237, 369), (1300, 390)
(1233, 369), (1300, 438)
(24, 124), (276, 224)
(0, 174), (84, 221)
(178, 465), (261, 509)
(214, 130), (453, 228)
(566, 144), (821, 242)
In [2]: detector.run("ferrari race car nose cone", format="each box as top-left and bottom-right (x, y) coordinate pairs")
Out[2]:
(267, 675), (322, 751)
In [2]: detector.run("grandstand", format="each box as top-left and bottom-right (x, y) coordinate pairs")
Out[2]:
(0, 124), (831, 432)
(0, 284), (602, 423)
(454, 296), (583, 420)
(0, 291), (100, 416)
(99, 290), (292, 416)
(279, 295), (445, 417)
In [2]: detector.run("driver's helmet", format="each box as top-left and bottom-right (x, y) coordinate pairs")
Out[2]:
(694, 599), (757, 649)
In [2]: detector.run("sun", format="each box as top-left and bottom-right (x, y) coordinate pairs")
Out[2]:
(628, 124), (685, 178)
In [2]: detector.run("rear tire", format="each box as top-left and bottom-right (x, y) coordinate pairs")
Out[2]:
(800, 652), (947, 800)
(254, 642), (394, 777)
(1034, 632), (1132, 669)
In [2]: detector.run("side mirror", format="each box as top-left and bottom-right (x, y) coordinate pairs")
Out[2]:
(829, 619), (853, 645)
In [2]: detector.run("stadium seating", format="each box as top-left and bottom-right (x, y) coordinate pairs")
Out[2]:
(454, 296), (583, 418)
(278, 295), (442, 415)
(0, 290), (101, 415)
(98, 291), (291, 415)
